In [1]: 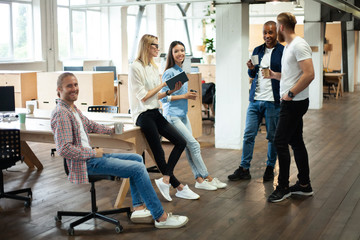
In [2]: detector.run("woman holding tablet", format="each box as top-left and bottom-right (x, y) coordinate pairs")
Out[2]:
(160, 41), (227, 191)
(128, 34), (199, 201)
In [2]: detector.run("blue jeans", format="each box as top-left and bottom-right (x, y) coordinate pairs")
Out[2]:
(240, 101), (280, 169)
(86, 153), (164, 220)
(166, 115), (209, 179)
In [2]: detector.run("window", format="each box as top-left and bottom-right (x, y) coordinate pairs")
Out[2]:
(57, 1), (103, 60)
(164, 4), (193, 55)
(0, 1), (33, 61)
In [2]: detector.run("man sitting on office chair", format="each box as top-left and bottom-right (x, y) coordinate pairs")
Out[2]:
(50, 72), (188, 229)
(228, 21), (284, 182)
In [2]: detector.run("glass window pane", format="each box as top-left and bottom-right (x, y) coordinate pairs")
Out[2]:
(70, 0), (86, 6)
(87, 11), (101, 58)
(0, 3), (11, 59)
(57, 0), (69, 6)
(58, 7), (70, 59)
(71, 10), (86, 58)
(12, 3), (33, 60)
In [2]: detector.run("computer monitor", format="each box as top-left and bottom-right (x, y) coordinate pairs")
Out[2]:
(0, 86), (15, 114)
(64, 66), (83, 71)
(93, 66), (117, 80)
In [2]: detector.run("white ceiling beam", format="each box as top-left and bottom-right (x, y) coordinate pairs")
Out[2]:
(312, 0), (360, 19)
(70, 0), (212, 9)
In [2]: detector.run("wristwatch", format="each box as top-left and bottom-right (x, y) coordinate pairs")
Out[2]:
(288, 90), (295, 99)
(166, 90), (170, 96)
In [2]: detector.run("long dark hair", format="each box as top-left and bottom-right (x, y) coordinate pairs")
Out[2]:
(164, 41), (185, 72)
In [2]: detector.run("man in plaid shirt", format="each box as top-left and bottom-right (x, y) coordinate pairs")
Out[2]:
(51, 72), (188, 228)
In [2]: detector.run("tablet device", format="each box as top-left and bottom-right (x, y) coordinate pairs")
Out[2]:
(165, 71), (189, 90)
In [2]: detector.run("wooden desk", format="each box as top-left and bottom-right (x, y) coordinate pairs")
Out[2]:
(324, 73), (345, 99)
(0, 116), (152, 208)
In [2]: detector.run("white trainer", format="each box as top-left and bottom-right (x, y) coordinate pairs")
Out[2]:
(155, 213), (189, 229)
(195, 179), (217, 191)
(130, 208), (153, 223)
(175, 185), (200, 200)
(208, 178), (227, 189)
(155, 177), (172, 201)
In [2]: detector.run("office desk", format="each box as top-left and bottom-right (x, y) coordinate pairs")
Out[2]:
(324, 73), (345, 99)
(0, 117), (152, 208)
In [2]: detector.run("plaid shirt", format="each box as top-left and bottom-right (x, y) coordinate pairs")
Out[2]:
(51, 99), (114, 184)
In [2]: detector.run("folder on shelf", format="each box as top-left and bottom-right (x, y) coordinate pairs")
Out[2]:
(165, 71), (189, 90)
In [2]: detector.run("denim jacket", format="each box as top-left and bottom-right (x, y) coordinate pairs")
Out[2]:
(248, 42), (284, 103)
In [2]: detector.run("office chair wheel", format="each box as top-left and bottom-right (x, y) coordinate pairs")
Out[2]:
(24, 201), (31, 208)
(55, 215), (62, 222)
(68, 227), (74, 236)
(115, 225), (123, 233)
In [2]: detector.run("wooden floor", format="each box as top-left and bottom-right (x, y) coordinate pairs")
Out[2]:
(1, 90), (360, 240)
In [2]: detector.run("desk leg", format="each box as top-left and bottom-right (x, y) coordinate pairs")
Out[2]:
(114, 178), (130, 208)
(21, 141), (44, 170)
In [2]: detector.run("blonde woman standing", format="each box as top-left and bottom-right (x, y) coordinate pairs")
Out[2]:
(128, 34), (199, 201)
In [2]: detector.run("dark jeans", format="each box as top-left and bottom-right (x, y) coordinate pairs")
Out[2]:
(274, 99), (310, 188)
(136, 109), (186, 188)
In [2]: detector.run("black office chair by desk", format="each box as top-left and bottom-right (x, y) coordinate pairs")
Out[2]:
(55, 159), (131, 236)
(0, 129), (32, 207)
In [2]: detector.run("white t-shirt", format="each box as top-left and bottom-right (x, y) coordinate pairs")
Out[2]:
(73, 111), (92, 150)
(280, 36), (312, 101)
(255, 47), (274, 101)
(128, 60), (161, 123)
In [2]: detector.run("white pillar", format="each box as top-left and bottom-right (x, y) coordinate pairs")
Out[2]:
(357, 32), (360, 84)
(304, 0), (323, 109)
(347, 20), (355, 92)
(215, 1), (249, 150)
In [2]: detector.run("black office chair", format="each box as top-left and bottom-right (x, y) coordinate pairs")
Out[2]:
(202, 82), (216, 122)
(0, 129), (32, 207)
(88, 105), (118, 113)
(55, 159), (131, 236)
(50, 105), (119, 157)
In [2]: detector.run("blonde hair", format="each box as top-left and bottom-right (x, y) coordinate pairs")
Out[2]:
(277, 12), (297, 31)
(136, 34), (158, 67)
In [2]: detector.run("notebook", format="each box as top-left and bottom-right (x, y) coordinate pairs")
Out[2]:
(165, 71), (189, 90)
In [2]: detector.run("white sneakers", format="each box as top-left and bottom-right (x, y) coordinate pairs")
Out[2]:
(175, 185), (200, 200)
(195, 178), (227, 190)
(155, 213), (189, 229)
(209, 178), (227, 189)
(155, 177), (172, 201)
(130, 208), (153, 223)
(195, 179), (217, 190)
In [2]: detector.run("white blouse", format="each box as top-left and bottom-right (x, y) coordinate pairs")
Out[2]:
(128, 60), (161, 123)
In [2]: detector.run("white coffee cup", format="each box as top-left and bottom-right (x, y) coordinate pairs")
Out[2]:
(251, 55), (259, 65)
(26, 104), (35, 114)
(114, 122), (124, 134)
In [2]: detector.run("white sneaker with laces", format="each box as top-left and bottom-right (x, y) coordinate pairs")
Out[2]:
(208, 178), (227, 189)
(195, 179), (217, 190)
(155, 213), (189, 229)
(130, 208), (153, 223)
(155, 177), (172, 201)
(175, 185), (200, 200)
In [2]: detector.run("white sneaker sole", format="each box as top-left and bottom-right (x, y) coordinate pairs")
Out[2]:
(195, 185), (217, 191)
(175, 193), (200, 200)
(155, 217), (189, 229)
(131, 215), (154, 224)
(291, 191), (314, 196)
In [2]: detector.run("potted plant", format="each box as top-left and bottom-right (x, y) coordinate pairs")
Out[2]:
(203, 38), (215, 64)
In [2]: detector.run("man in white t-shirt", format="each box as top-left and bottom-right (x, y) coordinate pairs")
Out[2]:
(265, 13), (315, 203)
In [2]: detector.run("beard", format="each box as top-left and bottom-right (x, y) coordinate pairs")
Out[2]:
(277, 30), (285, 43)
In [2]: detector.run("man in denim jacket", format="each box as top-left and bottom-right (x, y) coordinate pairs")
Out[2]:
(228, 21), (284, 182)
